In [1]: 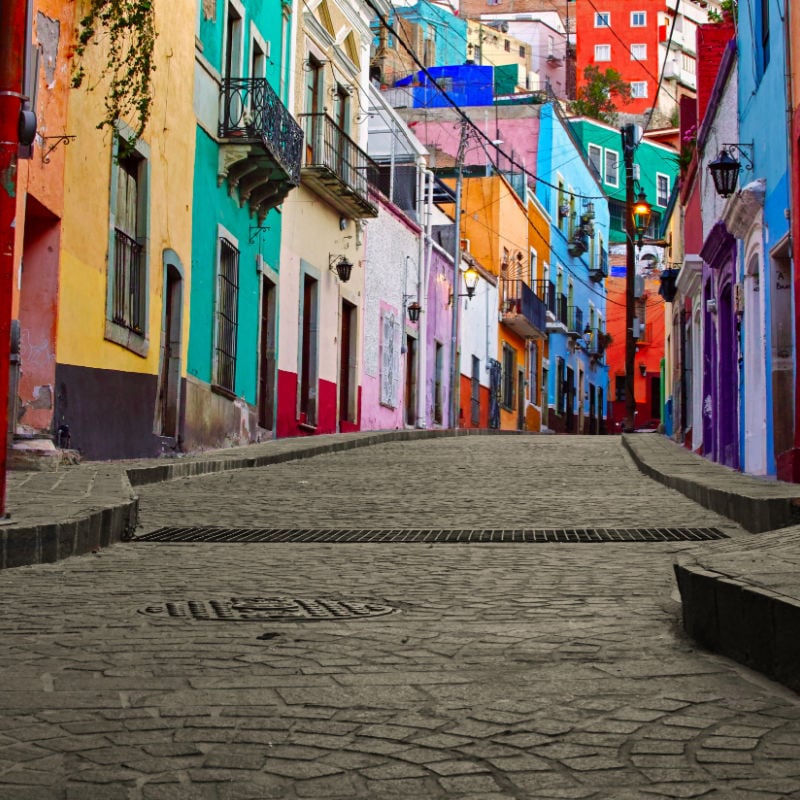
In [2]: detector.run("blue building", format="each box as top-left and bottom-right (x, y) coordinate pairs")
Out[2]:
(729, 0), (792, 476)
(395, 65), (494, 108)
(536, 104), (611, 433)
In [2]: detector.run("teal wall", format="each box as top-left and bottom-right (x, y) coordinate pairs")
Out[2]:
(569, 119), (679, 244)
(189, 0), (287, 404)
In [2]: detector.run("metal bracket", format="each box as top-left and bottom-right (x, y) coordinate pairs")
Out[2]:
(41, 134), (76, 164)
(249, 225), (271, 244)
(722, 142), (754, 171)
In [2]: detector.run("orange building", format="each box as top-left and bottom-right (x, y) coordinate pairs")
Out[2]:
(605, 270), (665, 432)
(12, 1), (76, 460)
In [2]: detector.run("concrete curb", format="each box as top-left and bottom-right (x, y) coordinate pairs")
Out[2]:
(622, 434), (800, 533)
(674, 562), (800, 694)
(3, 428), (526, 569)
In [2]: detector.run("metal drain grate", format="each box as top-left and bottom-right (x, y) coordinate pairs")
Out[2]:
(136, 526), (729, 543)
(140, 596), (397, 622)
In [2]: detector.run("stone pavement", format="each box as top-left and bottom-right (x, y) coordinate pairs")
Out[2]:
(0, 434), (799, 799)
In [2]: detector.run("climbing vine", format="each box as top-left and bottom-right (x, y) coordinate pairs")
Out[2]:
(71, 0), (157, 149)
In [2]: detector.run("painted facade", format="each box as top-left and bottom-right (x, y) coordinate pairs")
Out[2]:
(537, 104), (610, 434)
(278, 0), (384, 437)
(187, 0), (299, 451)
(729, 0), (791, 477)
(13, 1), (76, 456)
(54, 0), (196, 459)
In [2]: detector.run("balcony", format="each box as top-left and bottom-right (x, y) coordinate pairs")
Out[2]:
(218, 78), (303, 221)
(500, 279), (546, 338)
(567, 305), (584, 338)
(299, 113), (379, 219)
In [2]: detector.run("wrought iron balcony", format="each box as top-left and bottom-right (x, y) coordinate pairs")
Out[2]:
(500, 279), (546, 338)
(218, 78), (303, 220)
(299, 112), (379, 218)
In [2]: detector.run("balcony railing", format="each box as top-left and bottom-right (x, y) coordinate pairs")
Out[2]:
(567, 305), (584, 336)
(500, 279), (546, 337)
(218, 78), (303, 217)
(298, 112), (379, 218)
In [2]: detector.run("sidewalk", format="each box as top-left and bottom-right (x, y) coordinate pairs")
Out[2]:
(623, 433), (800, 694)
(1, 428), (504, 570)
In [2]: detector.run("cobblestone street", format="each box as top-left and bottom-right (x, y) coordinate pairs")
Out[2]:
(2, 436), (799, 799)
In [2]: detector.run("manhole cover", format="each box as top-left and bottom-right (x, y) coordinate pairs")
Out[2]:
(139, 596), (397, 621)
(135, 526), (729, 543)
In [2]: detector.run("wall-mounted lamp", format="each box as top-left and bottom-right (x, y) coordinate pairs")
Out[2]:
(329, 254), (353, 282)
(708, 143), (753, 198)
(448, 265), (480, 305)
(407, 301), (422, 323)
(638, 362), (647, 377)
(582, 323), (593, 346)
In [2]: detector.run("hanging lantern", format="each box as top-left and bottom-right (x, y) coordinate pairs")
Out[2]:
(708, 148), (741, 198)
(632, 190), (652, 244)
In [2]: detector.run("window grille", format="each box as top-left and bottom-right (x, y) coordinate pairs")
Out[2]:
(215, 238), (240, 392)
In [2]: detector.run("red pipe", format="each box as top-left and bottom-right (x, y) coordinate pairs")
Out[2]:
(0, 0), (28, 517)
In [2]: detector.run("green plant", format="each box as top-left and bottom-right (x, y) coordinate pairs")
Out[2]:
(72, 0), (157, 150)
(708, 0), (737, 23)
(570, 65), (632, 124)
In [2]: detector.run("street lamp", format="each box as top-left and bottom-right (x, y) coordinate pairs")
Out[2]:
(407, 301), (421, 323)
(632, 190), (652, 245)
(708, 143), (753, 198)
(329, 254), (353, 282)
(463, 264), (479, 298)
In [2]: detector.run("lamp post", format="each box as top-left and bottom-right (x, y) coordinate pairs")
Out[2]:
(621, 124), (652, 433)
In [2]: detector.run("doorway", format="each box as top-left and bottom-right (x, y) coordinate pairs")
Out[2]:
(339, 299), (356, 426)
(257, 276), (276, 430)
(516, 369), (525, 430)
(405, 335), (417, 426)
(156, 253), (183, 440)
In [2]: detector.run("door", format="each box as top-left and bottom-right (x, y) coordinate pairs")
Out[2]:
(405, 335), (417, 427)
(566, 366), (575, 432)
(157, 262), (182, 439)
(516, 369), (525, 430)
(339, 300), (356, 426)
(257, 277), (276, 430)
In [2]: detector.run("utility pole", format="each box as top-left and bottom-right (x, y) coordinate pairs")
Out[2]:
(449, 119), (469, 430)
(621, 123), (637, 433)
(0, 0), (28, 518)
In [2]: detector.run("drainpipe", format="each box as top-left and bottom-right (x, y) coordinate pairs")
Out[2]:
(415, 160), (433, 428)
(0, 0), (29, 518)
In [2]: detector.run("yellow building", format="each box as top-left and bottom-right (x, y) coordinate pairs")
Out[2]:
(278, 0), (384, 436)
(467, 19), (531, 93)
(56, 2), (196, 458)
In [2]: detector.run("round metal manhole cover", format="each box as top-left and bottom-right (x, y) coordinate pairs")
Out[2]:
(139, 596), (398, 622)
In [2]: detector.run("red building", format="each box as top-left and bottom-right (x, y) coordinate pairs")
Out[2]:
(574, 0), (661, 116)
(606, 270), (665, 432)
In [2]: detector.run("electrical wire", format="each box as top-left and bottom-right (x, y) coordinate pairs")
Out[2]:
(364, 0), (611, 202)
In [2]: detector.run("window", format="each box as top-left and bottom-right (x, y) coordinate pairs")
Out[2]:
(299, 272), (319, 425)
(547, 35), (554, 57)
(380, 310), (398, 407)
(556, 356), (565, 414)
(504, 39), (510, 52)
(502, 344), (516, 409)
(214, 234), (240, 393)
(594, 44), (611, 61)
(681, 53), (696, 75)
(107, 129), (149, 355)
(656, 173), (669, 206)
(631, 11), (646, 27)
(529, 341), (538, 404)
(224, 0), (244, 79)
(615, 375), (626, 401)
(604, 149), (619, 187)
(250, 25), (267, 79)
(588, 143), (603, 178)
(631, 43), (646, 61)
(529, 248), (538, 284)
(519, 45), (526, 58)
(594, 11), (610, 27)
(631, 81), (648, 98)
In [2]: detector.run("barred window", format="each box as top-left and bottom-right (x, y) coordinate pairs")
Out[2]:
(112, 154), (145, 335)
(214, 237), (240, 393)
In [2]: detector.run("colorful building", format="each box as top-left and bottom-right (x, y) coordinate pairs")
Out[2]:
(52, 0), (196, 459)
(187, 0), (301, 450)
(12, 0), (76, 464)
(278, 0), (385, 437)
(537, 104), (610, 433)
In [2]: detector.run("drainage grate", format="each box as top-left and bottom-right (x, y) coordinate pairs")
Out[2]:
(135, 526), (728, 543)
(140, 596), (397, 622)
